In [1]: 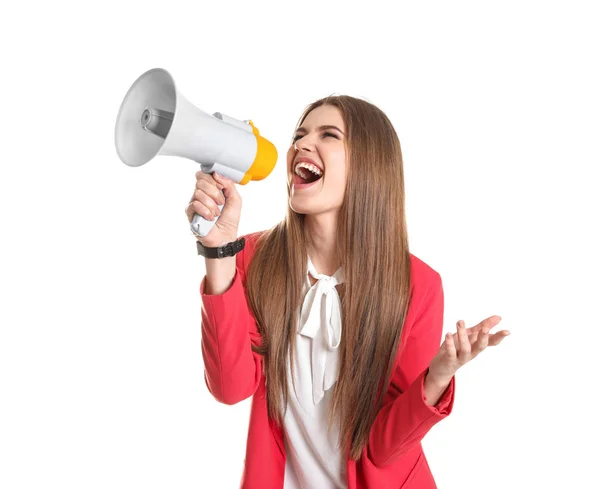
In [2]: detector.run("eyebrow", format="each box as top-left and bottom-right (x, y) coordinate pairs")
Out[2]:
(294, 125), (345, 135)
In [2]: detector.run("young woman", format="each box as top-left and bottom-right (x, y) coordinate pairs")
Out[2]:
(185, 96), (510, 489)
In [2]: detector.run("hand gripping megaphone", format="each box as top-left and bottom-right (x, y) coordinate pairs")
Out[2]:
(114, 67), (278, 237)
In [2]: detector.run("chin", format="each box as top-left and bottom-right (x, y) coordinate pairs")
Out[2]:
(289, 199), (316, 215)
(288, 201), (310, 214)
(288, 199), (336, 217)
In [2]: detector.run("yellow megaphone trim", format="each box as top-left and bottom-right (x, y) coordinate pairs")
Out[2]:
(239, 120), (278, 185)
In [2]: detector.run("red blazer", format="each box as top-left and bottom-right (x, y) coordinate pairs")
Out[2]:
(200, 230), (455, 489)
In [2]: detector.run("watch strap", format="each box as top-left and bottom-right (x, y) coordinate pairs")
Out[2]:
(196, 237), (245, 258)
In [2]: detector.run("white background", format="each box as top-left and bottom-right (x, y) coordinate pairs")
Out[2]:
(1, 1), (598, 487)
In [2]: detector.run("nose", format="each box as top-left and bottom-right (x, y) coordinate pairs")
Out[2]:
(294, 130), (320, 152)
(294, 138), (315, 153)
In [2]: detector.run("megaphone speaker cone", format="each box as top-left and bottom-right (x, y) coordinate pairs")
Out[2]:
(114, 68), (176, 167)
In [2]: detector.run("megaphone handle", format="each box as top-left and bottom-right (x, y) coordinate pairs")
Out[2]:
(190, 189), (225, 238)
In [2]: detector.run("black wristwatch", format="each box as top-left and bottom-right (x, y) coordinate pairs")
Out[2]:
(196, 237), (245, 258)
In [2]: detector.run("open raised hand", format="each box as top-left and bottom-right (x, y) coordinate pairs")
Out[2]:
(428, 315), (510, 382)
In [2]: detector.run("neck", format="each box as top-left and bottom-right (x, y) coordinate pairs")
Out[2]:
(304, 212), (340, 276)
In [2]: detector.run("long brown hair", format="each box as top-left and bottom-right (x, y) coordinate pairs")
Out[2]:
(245, 95), (412, 461)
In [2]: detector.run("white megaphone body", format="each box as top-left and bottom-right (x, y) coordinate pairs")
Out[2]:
(114, 67), (278, 237)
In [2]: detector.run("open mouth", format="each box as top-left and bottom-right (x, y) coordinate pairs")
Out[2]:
(293, 162), (323, 185)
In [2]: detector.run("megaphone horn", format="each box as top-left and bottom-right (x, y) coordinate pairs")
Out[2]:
(114, 68), (278, 237)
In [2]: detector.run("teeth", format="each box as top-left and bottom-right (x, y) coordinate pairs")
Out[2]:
(295, 162), (323, 178)
(296, 168), (311, 180)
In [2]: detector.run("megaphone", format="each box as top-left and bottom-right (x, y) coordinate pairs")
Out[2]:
(114, 67), (278, 237)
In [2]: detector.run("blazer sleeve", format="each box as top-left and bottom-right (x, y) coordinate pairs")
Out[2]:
(366, 270), (456, 467)
(199, 233), (264, 405)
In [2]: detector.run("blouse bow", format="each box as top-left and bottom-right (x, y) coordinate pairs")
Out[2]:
(297, 256), (344, 405)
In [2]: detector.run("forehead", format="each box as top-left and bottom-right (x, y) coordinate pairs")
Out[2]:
(300, 104), (345, 130)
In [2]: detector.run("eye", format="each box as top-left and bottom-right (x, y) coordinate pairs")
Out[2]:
(291, 131), (339, 142)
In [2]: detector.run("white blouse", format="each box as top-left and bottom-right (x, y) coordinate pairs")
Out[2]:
(283, 255), (347, 489)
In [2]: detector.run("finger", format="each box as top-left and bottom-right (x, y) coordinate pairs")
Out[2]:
(449, 328), (479, 349)
(195, 181), (225, 210)
(196, 170), (224, 190)
(481, 315), (502, 331)
(466, 315), (502, 335)
(467, 329), (483, 346)
(196, 178), (226, 206)
(456, 320), (471, 362)
(451, 331), (478, 350)
(487, 330), (511, 346)
(194, 191), (222, 219)
(187, 175), (224, 221)
(190, 200), (218, 221)
(472, 327), (490, 356)
(444, 332), (457, 359)
(185, 200), (196, 222)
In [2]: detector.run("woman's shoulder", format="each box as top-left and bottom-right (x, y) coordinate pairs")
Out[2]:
(236, 229), (270, 273)
(239, 229), (269, 255)
(241, 229), (269, 245)
(408, 252), (443, 296)
(403, 253), (444, 340)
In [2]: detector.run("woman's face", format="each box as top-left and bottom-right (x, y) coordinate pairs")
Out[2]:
(287, 104), (347, 216)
